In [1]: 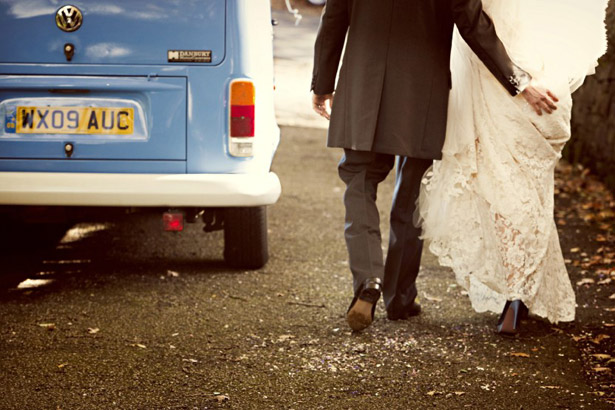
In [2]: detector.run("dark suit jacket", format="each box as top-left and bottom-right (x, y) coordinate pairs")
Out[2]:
(312, 0), (523, 159)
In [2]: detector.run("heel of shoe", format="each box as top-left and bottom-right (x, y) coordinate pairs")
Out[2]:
(346, 278), (382, 332)
(361, 280), (382, 304)
(497, 300), (527, 335)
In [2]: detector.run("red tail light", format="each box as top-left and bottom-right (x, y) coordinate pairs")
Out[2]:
(230, 105), (255, 137)
(163, 211), (184, 232)
(229, 79), (255, 157)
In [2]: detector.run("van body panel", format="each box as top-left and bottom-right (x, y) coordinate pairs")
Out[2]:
(0, 0), (226, 66)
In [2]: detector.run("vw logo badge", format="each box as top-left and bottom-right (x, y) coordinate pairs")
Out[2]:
(56, 5), (83, 32)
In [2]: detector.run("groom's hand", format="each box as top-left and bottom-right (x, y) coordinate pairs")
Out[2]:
(312, 93), (334, 120)
(521, 83), (559, 116)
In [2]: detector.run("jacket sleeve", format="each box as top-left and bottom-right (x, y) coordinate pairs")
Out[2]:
(311, 0), (350, 95)
(451, 0), (530, 96)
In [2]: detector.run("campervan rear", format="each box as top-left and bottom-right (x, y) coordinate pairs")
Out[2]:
(0, 0), (281, 268)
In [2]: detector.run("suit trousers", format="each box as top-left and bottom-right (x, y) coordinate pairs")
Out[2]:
(338, 149), (432, 316)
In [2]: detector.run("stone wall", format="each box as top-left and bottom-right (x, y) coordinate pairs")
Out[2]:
(567, 1), (615, 191)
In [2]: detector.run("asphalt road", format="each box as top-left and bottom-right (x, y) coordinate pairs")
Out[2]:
(0, 126), (612, 410)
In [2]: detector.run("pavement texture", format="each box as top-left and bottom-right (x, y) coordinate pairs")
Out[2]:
(0, 126), (614, 409)
(273, 9), (328, 130)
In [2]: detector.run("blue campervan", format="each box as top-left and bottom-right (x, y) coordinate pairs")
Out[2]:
(0, 1), (281, 268)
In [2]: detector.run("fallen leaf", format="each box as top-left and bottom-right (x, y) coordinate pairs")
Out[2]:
(591, 334), (611, 345)
(423, 293), (443, 303)
(509, 352), (531, 358)
(167, 270), (180, 277)
(576, 278), (595, 286)
(593, 367), (612, 373)
(591, 354), (612, 361)
(609, 294), (615, 300)
(87, 327), (100, 334)
(278, 334), (295, 342)
(604, 324), (615, 328)
(213, 394), (229, 402)
(598, 278), (612, 285)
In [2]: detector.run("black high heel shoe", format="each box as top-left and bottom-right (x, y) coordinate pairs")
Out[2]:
(346, 278), (382, 332)
(497, 300), (529, 335)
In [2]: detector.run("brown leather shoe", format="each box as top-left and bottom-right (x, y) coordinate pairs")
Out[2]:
(346, 278), (382, 332)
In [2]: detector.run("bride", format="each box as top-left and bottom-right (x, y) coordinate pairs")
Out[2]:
(417, 0), (609, 333)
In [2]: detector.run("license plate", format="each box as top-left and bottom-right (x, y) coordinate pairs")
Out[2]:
(13, 106), (134, 135)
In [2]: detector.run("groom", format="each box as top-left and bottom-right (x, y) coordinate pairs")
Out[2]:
(311, 0), (558, 331)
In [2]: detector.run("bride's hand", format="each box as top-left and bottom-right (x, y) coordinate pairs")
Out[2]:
(521, 82), (559, 116)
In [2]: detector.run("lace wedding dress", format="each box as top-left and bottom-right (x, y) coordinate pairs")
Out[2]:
(417, 0), (608, 322)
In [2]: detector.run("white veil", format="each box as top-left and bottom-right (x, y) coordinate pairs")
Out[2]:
(437, 0), (610, 158)
(482, 0), (609, 92)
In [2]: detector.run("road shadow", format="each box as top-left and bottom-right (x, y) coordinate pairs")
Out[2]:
(0, 211), (241, 299)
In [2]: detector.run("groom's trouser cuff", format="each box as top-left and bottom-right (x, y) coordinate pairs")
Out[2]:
(383, 156), (432, 312)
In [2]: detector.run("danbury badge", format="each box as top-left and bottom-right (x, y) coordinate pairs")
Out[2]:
(56, 5), (83, 33)
(167, 50), (212, 63)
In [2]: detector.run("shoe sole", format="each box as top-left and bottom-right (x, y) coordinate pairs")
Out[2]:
(346, 299), (374, 331)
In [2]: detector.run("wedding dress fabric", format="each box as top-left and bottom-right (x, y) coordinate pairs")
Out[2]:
(417, 0), (608, 322)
